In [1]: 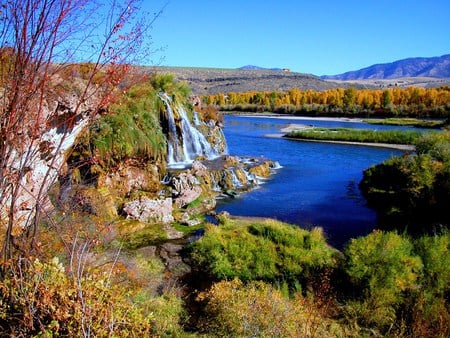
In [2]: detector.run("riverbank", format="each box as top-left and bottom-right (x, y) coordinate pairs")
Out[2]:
(280, 135), (415, 151)
(234, 112), (365, 123)
(263, 121), (416, 151)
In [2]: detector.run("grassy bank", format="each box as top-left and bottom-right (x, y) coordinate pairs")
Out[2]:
(285, 127), (424, 145)
(364, 117), (447, 128)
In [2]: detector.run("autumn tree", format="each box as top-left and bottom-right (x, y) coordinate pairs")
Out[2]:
(0, 0), (161, 261)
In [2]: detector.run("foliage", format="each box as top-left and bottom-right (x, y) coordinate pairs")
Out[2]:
(198, 278), (346, 337)
(342, 230), (449, 336)
(0, 257), (153, 336)
(360, 132), (450, 231)
(343, 231), (422, 331)
(287, 127), (423, 145)
(415, 130), (450, 161)
(150, 73), (191, 100)
(409, 232), (450, 337)
(189, 218), (337, 285)
(364, 117), (446, 128)
(205, 86), (450, 118)
(86, 82), (167, 167)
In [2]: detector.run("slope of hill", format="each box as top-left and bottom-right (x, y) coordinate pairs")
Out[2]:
(152, 66), (345, 95)
(322, 54), (450, 80)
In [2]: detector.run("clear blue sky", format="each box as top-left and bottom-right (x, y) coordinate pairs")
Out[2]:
(145, 0), (450, 76)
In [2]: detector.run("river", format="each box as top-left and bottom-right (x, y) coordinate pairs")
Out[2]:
(215, 115), (411, 249)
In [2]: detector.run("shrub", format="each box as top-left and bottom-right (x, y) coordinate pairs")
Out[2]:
(198, 278), (345, 337)
(415, 130), (450, 161)
(189, 218), (337, 285)
(360, 132), (450, 231)
(343, 231), (423, 331)
(409, 232), (450, 337)
(0, 257), (153, 336)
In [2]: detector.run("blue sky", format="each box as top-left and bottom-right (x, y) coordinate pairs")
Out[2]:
(145, 0), (449, 75)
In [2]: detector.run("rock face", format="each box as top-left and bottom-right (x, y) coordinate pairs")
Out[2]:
(123, 197), (174, 224)
(161, 156), (279, 206)
(1, 92), (95, 231)
(171, 173), (203, 208)
(99, 160), (162, 197)
(191, 156), (279, 196)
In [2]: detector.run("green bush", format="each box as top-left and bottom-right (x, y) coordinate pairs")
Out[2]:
(189, 218), (337, 285)
(415, 130), (450, 161)
(343, 231), (423, 331)
(409, 232), (450, 336)
(360, 132), (450, 230)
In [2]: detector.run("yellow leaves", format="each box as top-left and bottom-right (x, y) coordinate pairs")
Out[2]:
(203, 86), (450, 114)
(200, 278), (345, 337)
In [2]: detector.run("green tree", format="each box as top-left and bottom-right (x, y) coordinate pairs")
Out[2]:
(343, 87), (357, 107)
(382, 89), (392, 108)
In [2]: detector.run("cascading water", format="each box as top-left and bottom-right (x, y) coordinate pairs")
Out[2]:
(159, 93), (224, 167)
(158, 93), (279, 200)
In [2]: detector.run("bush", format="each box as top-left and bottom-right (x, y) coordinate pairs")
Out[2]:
(343, 231), (423, 331)
(0, 257), (153, 336)
(198, 278), (345, 337)
(415, 130), (450, 161)
(189, 218), (337, 285)
(409, 232), (450, 337)
(360, 132), (450, 231)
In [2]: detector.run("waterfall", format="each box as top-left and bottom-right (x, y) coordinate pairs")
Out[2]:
(209, 172), (221, 192)
(159, 93), (222, 167)
(229, 169), (243, 188)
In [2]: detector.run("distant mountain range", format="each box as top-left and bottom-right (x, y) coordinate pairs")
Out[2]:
(322, 54), (450, 80)
(239, 65), (283, 71)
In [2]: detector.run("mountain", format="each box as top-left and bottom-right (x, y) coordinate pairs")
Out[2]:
(239, 65), (283, 71)
(322, 54), (450, 80)
(153, 66), (341, 95)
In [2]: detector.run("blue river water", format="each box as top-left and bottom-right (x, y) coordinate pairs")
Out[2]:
(215, 115), (411, 249)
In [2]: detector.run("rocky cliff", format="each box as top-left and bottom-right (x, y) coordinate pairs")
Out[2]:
(57, 84), (279, 242)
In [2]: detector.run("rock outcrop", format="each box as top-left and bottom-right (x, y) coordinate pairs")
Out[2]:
(123, 197), (174, 224)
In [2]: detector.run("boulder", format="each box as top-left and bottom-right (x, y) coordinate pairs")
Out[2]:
(123, 197), (174, 224)
(171, 173), (202, 208)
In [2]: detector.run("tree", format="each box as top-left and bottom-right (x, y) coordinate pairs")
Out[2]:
(382, 89), (392, 108)
(0, 0), (162, 261)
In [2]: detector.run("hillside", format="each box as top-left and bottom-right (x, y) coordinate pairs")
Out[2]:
(151, 64), (450, 95)
(322, 54), (450, 80)
(151, 66), (346, 95)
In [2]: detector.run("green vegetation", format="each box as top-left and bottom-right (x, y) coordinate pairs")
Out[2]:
(364, 117), (447, 128)
(286, 127), (423, 145)
(73, 73), (193, 170)
(189, 217), (337, 286)
(360, 131), (450, 231)
(187, 214), (449, 337)
(341, 230), (449, 336)
(343, 231), (423, 330)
